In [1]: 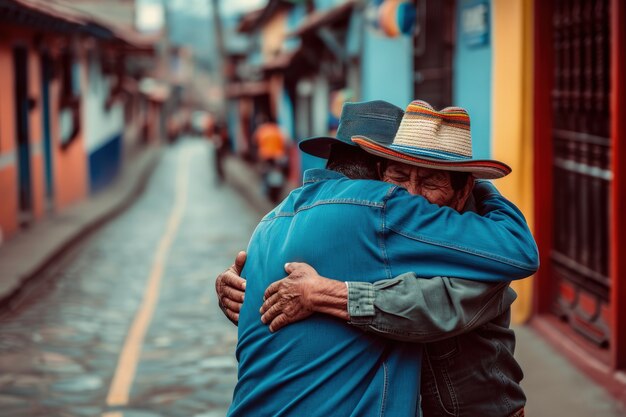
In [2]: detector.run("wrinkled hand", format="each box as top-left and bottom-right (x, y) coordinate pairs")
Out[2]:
(260, 262), (322, 332)
(216, 251), (247, 325)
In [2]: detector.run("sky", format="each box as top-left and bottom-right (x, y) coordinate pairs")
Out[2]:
(136, 0), (268, 32)
(135, 0), (269, 68)
(168, 0), (268, 17)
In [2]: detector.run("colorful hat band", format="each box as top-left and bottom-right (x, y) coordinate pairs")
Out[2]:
(352, 137), (511, 178)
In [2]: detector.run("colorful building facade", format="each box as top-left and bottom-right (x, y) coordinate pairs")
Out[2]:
(0, 0), (161, 245)
(226, 0), (626, 404)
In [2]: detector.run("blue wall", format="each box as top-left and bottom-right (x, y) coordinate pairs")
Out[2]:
(361, 29), (413, 108)
(88, 134), (122, 193)
(227, 101), (240, 153)
(278, 89), (295, 140)
(453, 0), (492, 159)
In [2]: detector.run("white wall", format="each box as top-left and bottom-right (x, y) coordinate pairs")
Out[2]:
(83, 51), (124, 154)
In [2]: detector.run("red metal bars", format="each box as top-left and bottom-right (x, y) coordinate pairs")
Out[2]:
(610, 0), (626, 371)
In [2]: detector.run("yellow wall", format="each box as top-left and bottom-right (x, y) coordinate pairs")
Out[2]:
(491, 0), (535, 323)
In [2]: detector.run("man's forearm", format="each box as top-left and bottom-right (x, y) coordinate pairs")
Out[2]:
(347, 273), (516, 343)
(308, 277), (349, 321)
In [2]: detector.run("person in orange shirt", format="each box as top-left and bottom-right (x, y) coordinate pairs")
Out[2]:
(253, 115), (286, 162)
(252, 114), (288, 202)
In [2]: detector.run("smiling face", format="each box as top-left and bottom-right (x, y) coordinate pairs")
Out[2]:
(381, 161), (474, 211)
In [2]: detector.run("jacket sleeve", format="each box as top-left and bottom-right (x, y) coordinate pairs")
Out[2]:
(346, 272), (517, 342)
(383, 181), (539, 282)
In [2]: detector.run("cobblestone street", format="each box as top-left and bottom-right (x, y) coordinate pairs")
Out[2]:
(0, 139), (258, 417)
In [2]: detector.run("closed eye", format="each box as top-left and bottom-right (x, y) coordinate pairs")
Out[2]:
(388, 176), (409, 183)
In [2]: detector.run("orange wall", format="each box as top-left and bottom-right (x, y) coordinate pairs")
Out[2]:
(0, 165), (18, 241)
(0, 36), (19, 239)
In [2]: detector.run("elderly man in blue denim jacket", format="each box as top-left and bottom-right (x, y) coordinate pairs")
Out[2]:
(222, 101), (538, 416)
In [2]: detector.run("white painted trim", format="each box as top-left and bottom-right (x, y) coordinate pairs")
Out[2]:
(31, 140), (43, 156)
(0, 151), (16, 170)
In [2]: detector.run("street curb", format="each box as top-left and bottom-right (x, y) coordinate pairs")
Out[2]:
(0, 147), (161, 313)
(223, 155), (276, 216)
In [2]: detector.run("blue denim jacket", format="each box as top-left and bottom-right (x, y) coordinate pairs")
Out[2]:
(347, 193), (528, 416)
(228, 169), (538, 417)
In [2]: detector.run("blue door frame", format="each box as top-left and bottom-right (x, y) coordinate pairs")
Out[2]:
(13, 46), (33, 224)
(41, 52), (54, 209)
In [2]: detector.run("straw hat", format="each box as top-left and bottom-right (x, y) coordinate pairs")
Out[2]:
(351, 100), (511, 179)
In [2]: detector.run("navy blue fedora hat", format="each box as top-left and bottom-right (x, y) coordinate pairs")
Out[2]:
(299, 100), (404, 159)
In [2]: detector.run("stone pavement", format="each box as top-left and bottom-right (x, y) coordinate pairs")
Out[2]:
(515, 324), (625, 416)
(0, 138), (258, 416)
(0, 145), (161, 310)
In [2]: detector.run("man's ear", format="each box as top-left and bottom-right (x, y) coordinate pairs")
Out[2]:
(376, 161), (385, 180)
(454, 176), (475, 211)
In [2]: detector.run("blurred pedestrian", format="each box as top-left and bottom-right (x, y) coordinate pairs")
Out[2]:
(212, 121), (229, 184)
(252, 114), (287, 202)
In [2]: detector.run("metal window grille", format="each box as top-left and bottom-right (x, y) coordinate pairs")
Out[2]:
(551, 0), (611, 348)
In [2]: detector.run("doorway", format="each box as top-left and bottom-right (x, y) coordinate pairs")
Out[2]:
(13, 46), (33, 226)
(41, 51), (54, 212)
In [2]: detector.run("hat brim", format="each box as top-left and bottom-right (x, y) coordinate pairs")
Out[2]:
(299, 136), (355, 159)
(352, 136), (512, 179)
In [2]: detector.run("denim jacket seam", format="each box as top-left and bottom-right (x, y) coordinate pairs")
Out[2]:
(267, 199), (385, 219)
(304, 177), (333, 184)
(379, 186), (399, 280)
(424, 352), (459, 417)
(380, 204), (392, 280)
(493, 344), (513, 414)
(387, 226), (537, 272)
(379, 361), (389, 417)
(302, 170), (345, 184)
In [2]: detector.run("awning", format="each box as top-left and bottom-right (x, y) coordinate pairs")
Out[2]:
(0, 0), (86, 32)
(0, 0), (159, 48)
(289, 0), (357, 38)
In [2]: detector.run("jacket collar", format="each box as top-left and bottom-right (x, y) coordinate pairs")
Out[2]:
(303, 168), (347, 184)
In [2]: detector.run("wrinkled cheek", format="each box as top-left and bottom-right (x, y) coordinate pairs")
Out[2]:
(424, 191), (454, 207)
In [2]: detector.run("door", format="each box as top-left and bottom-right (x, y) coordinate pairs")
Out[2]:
(551, 0), (611, 348)
(413, 0), (456, 109)
(41, 51), (54, 211)
(13, 46), (33, 226)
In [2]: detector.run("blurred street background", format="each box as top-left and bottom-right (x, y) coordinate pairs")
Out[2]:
(0, 0), (625, 416)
